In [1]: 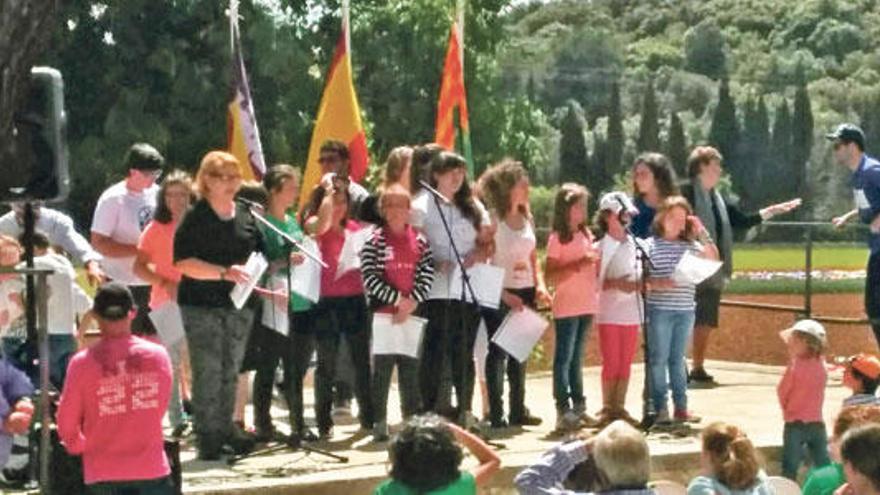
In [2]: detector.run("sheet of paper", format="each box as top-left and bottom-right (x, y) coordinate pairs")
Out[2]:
(491, 307), (549, 363)
(371, 313), (427, 359)
(290, 237), (322, 303)
(336, 226), (374, 280)
(473, 318), (489, 380)
(230, 252), (269, 310)
(149, 301), (185, 347)
(450, 263), (505, 308)
(261, 274), (289, 336)
(673, 250), (723, 285)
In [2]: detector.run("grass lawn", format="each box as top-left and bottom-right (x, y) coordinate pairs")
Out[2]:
(732, 243), (868, 271)
(726, 277), (865, 294)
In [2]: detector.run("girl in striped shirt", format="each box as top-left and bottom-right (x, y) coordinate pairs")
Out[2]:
(646, 196), (718, 424)
(360, 184), (435, 442)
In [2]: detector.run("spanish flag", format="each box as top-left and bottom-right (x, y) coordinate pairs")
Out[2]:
(299, 24), (369, 209)
(227, 23), (266, 181)
(435, 22), (473, 175)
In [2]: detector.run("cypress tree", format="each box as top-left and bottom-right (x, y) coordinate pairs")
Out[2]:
(791, 82), (814, 214)
(708, 78), (740, 185)
(606, 80), (625, 183)
(666, 112), (688, 178)
(637, 79), (661, 153)
(559, 100), (590, 184)
(770, 99), (793, 203)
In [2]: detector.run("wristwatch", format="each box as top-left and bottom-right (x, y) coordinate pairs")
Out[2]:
(219, 267), (228, 280)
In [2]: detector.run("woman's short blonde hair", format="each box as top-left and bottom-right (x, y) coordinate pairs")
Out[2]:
(195, 151), (241, 198)
(592, 420), (651, 488)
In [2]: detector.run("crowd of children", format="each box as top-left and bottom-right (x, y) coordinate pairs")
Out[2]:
(0, 138), (877, 495)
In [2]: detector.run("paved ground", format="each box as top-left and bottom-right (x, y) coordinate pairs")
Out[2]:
(163, 359), (848, 494)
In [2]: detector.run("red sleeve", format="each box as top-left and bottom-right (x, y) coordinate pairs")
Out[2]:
(56, 355), (87, 454)
(777, 363), (794, 411)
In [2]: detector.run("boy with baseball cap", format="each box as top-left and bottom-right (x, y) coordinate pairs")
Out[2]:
(842, 353), (880, 407)
(57, 283), (174, 493)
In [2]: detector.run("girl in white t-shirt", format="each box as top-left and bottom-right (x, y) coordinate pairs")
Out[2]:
(477, 160), (549, 429)
(595, 192), (644, 427)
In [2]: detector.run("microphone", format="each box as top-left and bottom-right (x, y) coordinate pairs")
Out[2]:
(236, 197), (264, 211)
(418, 180), (452, 204)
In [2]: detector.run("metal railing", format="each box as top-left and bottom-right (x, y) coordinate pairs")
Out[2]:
(720, 221), (869, 325)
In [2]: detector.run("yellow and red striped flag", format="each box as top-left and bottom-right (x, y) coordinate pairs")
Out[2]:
(227, 23), (266, 181)
(435, 22), (473, 175)
(299, 23), (369, 209)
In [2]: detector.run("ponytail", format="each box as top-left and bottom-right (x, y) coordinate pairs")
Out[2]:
(702, 422), (761, 491)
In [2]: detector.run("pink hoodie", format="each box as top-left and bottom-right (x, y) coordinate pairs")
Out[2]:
(57, 334), (172, 484)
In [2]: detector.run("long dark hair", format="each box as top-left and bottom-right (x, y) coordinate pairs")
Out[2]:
(152, 170), (194, 224)
(410, 143), (444, 194)
(632, 152), (679, 200)
(552, 183), (590, 244)
(428, 151), (482, 231)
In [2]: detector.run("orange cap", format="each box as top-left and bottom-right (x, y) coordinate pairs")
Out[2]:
(849, 354), (880, 380)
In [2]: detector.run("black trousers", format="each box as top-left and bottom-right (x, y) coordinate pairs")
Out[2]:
(419, 299), (481, 417)
(313, 296), (373, 431)
(484, 288), (535, 422)
(866, 251), (880, 349)
(252, 311), (315, 435)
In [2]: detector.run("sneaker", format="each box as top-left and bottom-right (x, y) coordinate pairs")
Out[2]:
(297, 428), (319, 443)
(688, 367), (716, 384)
(253, 426), (275, 443)
(510, 412), (543, 427)
(318, 427), (334, 441)
(674, 409), (701, 423)
(654, 408), (672, 424)
(488, 417), (508, 429)
(372, 421), (390, 442)
(562, 410), (580, 429)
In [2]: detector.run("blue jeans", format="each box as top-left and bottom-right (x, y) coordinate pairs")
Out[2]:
(782, 421), (830, 480)
(553, 315), (592, 411)
(646, 306), (694, 413)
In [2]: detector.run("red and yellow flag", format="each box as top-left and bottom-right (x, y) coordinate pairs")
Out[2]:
(227, 24), (266, 181)
(299, 25), (369, 209)
(434, 22), (473, 175)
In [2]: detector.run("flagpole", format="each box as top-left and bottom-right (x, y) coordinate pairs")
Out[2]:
(342, 0), (351, 53)
(228, 0), (239, 55)
(456, 0), (465, 62)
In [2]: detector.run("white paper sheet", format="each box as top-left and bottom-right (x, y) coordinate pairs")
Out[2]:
(491, 307), (549, 363)
(290, 238), (322, 303)
(261, 274), (289, 336)
(672, 250), (723, 285)
(230, 252), (269, 309)
(336, 226), (374, 280)
(149, 301), (185, 347)
(473, 318), (489, 380)
(371, 313), (427, 359)
(449, 263), (505, 308)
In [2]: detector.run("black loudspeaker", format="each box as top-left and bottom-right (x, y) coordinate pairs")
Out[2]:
(0, 66), (70, 203)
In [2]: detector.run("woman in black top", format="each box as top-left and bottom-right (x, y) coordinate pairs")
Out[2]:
(681, 146), (800, 384)
(173, 151), (264, 460)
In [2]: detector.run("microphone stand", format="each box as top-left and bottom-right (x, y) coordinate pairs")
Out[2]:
(623, 225), (658, 432)
(228, 204), (346, 465)
(418, 180), (480, 425)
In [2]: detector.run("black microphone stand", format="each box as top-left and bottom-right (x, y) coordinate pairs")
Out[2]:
(622, 225), (658, 432)
(418, 180), (481, 425)
(228, 204), (346, 465)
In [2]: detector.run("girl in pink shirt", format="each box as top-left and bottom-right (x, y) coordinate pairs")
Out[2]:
(545, 183), (600, 433)
(134, 170), (194, 437)
(777, 319), (831, 480)
(303, 179), (373, 439)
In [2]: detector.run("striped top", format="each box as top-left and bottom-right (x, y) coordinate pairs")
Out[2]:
(360, 225), (435, 309)
(843, 394), (880, 407)
(646, 237), (701, 311)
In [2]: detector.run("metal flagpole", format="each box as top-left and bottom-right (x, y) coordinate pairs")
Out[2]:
(342, 0), (351, 53)
(228, 0), (240, 54)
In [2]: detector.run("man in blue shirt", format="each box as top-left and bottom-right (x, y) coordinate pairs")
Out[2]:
(828, 123), (880, 349)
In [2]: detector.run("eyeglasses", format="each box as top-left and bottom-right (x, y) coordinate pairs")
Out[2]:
(137, 169), (163, 179)
(207, 172), (241, 182)
(318, 155), (342, 165)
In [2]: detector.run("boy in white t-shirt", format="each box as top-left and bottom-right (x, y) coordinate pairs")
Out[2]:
(90, 143), (163, 336)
